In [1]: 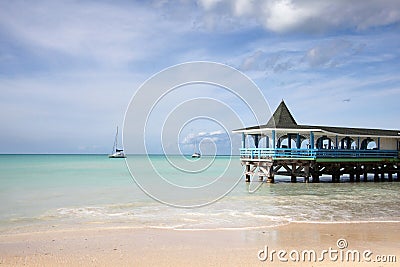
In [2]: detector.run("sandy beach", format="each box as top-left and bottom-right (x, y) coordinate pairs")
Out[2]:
(1, 222), (399, 266)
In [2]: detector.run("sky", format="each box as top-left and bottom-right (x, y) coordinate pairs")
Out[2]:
(0, 0), (399, 154)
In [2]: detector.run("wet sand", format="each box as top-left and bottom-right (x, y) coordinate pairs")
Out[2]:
(0, 222), (399, 266)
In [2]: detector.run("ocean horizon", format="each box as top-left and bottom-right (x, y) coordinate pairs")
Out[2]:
(1, 154), (400, 234)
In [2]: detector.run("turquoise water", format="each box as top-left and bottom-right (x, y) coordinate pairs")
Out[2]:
(1, 155), (400, 233)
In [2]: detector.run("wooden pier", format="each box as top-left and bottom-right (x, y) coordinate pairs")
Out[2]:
(233, 101), (400, 183)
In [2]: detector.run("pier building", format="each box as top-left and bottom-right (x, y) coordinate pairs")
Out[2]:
(233, 100), (400, 183)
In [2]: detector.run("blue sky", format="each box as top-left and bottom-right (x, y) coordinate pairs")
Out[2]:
(0, 0), (399, 154)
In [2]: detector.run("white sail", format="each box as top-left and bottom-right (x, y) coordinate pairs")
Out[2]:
(109, 126), (126, 158)
(191, 138), (201, 158)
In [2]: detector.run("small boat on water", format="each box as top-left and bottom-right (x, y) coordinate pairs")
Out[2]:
(109, 126), (126, 158)
(191, 152), (201, 158)
(109, 149), (126, 158)
(191, 139), (201, 158)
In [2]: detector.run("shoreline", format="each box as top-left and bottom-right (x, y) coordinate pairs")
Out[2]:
(4, 219), (400, 237)
(1, 221), (399, 266)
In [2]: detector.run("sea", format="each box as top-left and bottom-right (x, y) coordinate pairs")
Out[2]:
(1, 154), (400, 234)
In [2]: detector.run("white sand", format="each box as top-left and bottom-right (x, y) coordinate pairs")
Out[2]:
(1, 222), (399, 266)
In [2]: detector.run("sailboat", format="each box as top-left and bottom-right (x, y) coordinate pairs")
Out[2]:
(191, 139), (201, 158)
(191, 152), (201, 158)
(109, 126), (126, 158)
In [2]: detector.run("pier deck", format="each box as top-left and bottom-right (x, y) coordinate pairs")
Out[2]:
(240, 148), (400, 183)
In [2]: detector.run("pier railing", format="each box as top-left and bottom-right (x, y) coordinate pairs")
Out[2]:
(239, 148), (399, 160)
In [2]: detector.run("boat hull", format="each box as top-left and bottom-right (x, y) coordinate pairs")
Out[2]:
(108, 152), (126, 158)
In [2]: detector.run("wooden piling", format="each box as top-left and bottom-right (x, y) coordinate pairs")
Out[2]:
(363, 167), (368, 182)
(349, 173), (355, 182)
(355, 164), (361, 182)
(312, 173), (320, 183)
(374, 171), (379, 182)
(397, 163), (400, 181)
(397, 164), (400, 181)
(388, 172), (393, 182)
(291, 163), (296, 183)
(267, 167), (274, 183)
(333, 173), (340, 183)
(332, 164), (340, 183)
(304, 165), (310, 183)
(245, 164), (250, 182)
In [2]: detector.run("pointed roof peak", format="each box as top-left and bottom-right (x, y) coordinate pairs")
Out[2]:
(267, 100), (297, 128)
(233, 100), (400, 136)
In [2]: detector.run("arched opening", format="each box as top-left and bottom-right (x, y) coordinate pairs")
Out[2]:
(258, 136), (270, 148)
(278, 135), (296, 148)
(316, 136), (333, 149)
(350, 140), (358, 150)
(277, 134), (300, 149)
(299, 135), (307, 148)
(367, 141), (377, 150)
(361, 138), (376, 150)
(340, 137), (354, 149)
(246, 135), (255, 148)
(301, 139), (310, 149)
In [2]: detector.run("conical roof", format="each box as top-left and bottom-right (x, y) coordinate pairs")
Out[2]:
(233, 100), (400, 137)
(266, 100), (297, 128)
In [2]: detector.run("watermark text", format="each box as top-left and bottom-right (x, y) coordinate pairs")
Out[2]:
(258, 238), (397, 263)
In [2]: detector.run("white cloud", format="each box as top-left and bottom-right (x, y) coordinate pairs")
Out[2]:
(181, 130), (229, 145)
(240, 50), (265, 71)
(237, 37), (371, 74)
(197, 0), (400, 33)
(0, 1), (194, 67)
(233, 0), (255, 16)
(178, 128), (238, 155)
(263, 0), (317, 32)
(303, 39), (356, 68)
(210, 130), (224, 135)
(199, 0), (223, 10)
